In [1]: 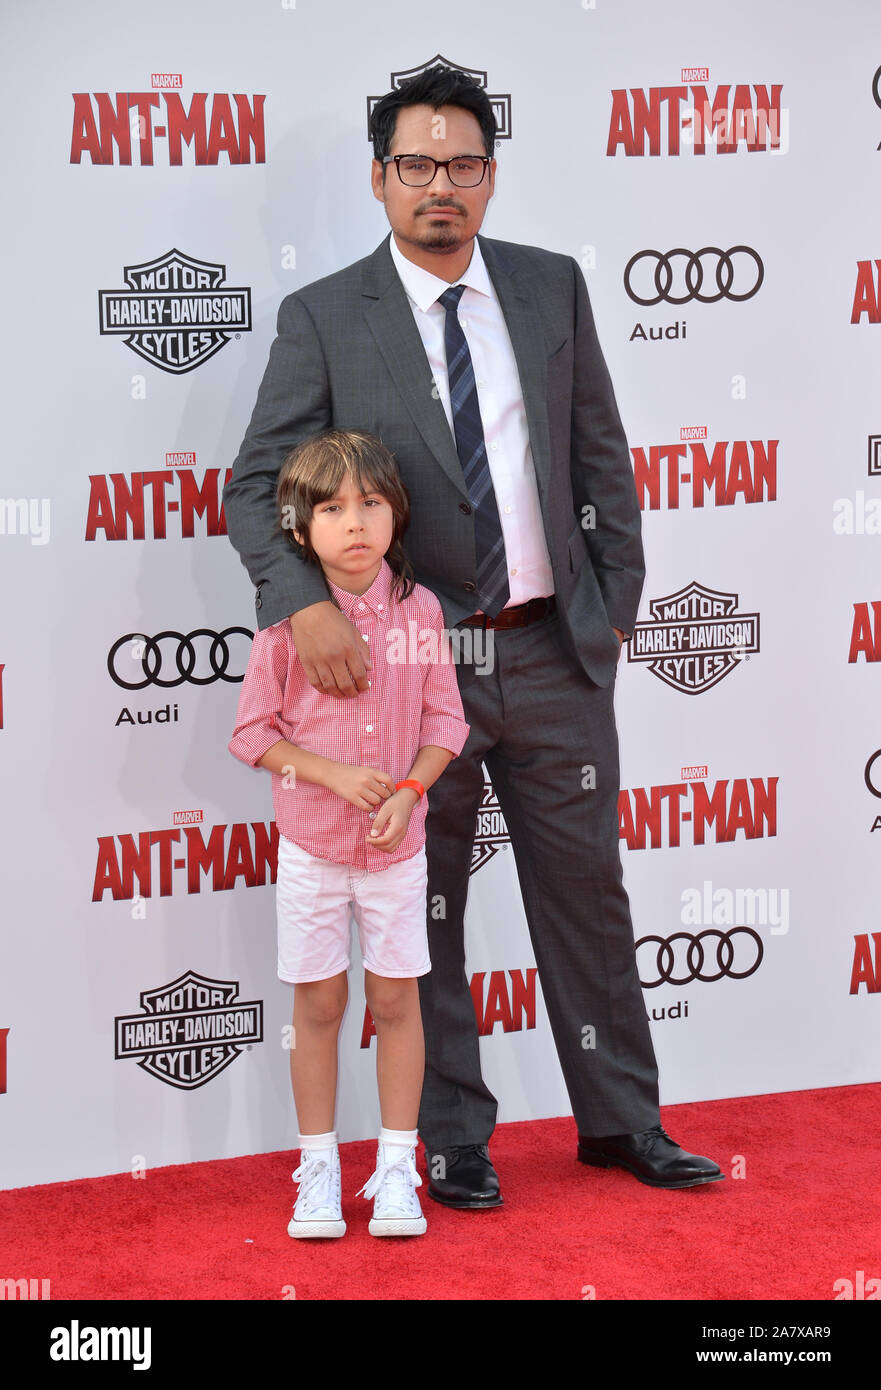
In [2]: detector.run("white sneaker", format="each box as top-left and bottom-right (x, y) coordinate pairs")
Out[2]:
(287, 1147), (346, 1238)
(357, 1142), (427, 1237)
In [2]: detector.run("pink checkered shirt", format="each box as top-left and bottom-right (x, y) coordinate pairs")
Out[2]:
(228, 560), (470, 871)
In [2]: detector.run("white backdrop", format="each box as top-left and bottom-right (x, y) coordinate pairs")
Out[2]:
(2, 0), (879, 1189)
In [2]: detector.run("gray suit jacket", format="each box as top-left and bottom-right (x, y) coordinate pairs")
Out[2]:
(223, 233), (644, 688)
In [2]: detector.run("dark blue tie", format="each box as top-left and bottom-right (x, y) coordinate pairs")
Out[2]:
(438, 285), (510, 618)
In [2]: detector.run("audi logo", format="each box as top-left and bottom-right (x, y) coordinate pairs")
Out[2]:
(636, 929), (764, 987)
(865, 749), (881, 799)
(624, 246), (764, 305)
(108, 628), (253, 689)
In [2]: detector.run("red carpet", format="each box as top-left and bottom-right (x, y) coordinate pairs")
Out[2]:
(1, 1084), (878, 1301)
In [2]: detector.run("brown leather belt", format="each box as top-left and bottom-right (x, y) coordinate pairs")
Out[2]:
(459, 595), (556, 630)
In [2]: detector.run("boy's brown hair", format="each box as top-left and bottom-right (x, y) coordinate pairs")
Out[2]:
(277, 430), (416, 601)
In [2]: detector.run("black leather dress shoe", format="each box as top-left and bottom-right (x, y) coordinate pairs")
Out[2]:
(577, 1125), (724, 1189)
(425, 1144), (503, 1208)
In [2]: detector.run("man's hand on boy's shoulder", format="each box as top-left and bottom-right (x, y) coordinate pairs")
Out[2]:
(289, 602), (371, 697)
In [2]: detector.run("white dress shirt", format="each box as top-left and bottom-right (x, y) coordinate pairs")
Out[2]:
(388, 232), (554, 607)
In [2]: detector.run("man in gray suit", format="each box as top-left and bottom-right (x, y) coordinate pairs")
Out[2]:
(224, 67), (722, 1206)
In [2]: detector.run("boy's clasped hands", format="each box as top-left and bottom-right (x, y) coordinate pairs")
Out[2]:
(325, 762), (419, 852)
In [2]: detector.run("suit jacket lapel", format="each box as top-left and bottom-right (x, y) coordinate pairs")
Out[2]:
(477, 235), (552, 501)
(360, 234), (553, 503)
(361, 239), (468, 498)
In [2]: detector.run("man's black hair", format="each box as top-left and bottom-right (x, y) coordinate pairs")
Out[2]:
(369, 67), (497, 164)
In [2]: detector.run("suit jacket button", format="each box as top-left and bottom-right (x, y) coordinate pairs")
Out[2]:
(463, 581), (476, 593)
(459, 502), (472, 515)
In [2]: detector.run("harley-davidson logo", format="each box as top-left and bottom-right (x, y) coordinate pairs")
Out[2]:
(627, 581), (760, 694)
(471, 776), (512, 874)
(114, 969), (263, 1090)
(368, 55), (512, 141)
(98, 249), (252, 374)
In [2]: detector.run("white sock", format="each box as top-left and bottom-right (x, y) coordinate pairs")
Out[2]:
(379, 1127), (418, 1155)
(299, 1130), (338, 1152)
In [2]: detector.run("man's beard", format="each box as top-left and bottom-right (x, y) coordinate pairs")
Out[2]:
(415, 221), (462, 252)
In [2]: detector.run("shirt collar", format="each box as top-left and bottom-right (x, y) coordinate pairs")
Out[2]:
(388, 231), (493, 313)
(326, 556), (395, 618)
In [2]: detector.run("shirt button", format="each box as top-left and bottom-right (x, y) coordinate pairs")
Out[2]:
(504, 505), (512, 514)
(490, 442), (499, 451)
(378, 603), (383, 611)
(358, 602), (365, 610)
(362, 633), (369, 641)
(365, 725), (374, 733)
(511, 568), (518, 577)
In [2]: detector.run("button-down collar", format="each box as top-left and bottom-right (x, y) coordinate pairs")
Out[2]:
(326, 557), (395, 620)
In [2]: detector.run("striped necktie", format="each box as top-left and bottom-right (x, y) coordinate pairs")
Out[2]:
(438, 284), (510, 618)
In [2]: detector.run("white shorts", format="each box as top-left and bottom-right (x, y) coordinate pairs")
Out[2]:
(275, 835), (431, 983)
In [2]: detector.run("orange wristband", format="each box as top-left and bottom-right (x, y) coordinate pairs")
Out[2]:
(395, 780), (425, 800)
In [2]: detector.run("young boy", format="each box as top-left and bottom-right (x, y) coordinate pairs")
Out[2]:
(228, 429), (469, 1238)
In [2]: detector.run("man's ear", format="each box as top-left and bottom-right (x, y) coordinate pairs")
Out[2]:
(371, 159), (385, 203)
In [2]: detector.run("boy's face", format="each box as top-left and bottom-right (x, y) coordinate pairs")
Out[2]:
(297, 473), (395, 595)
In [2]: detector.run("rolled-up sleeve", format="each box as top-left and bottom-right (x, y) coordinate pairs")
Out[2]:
(418, 602), (470, 757)
(228, 623), (292, 767)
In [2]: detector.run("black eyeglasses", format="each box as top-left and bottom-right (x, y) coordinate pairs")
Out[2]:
(382, 154), (491, 188)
